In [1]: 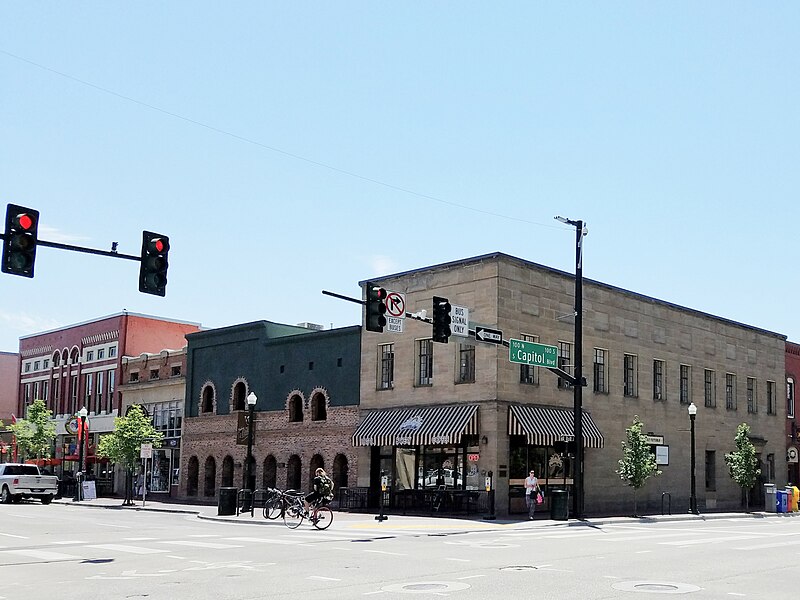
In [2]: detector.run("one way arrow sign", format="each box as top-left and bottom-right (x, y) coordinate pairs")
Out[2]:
(475, 326), (503, 345)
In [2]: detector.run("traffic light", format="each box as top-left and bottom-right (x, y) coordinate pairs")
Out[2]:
(139, 231), (169, 296)
(2, 204), (40, 278)
(432, 296), (452, 343)
(365, 282), (387, 333)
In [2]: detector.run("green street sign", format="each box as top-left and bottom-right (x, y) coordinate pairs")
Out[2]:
(509, 338), (559, 368)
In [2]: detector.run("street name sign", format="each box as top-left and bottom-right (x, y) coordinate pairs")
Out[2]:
(509, 338), (559, 368)
(451, 304), (469, 337)
(475, 326), (503, 345)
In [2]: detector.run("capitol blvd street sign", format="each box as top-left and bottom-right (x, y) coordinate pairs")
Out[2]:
(509, 338), (559, 368)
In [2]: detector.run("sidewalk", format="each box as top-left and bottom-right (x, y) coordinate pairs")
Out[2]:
(54, 495), (800, 531)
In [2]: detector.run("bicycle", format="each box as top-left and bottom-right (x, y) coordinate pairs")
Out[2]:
(283, 494), (334, 530)
(263, 488), (303, 520)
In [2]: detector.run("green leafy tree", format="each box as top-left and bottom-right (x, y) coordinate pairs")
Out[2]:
(8, 400), (56, 461)
(97, 405), (163, 505)
(617, 416), (661, 516)
(724, 423), (761, 512)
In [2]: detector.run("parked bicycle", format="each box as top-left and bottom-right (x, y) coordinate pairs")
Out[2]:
(283, 494), (333, 530)
(262, 488), (303, 520)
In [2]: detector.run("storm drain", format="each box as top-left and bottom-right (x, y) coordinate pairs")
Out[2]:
(612, 581), (702, 594)
(381, 581), (472, 594)
(500, 565), (538, 572)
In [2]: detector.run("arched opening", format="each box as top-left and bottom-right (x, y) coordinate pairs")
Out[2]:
(202, 385), (214, 413)
(333, 454), (349, 489)
(52, 352), (60, 368)
(187, 456), (199, 496)
(233, 381), (246, 411)
(263, 455), (277, 489)
(287, 455), (302, 490)
(288, 395), (303, 422)
(221, 455), (235, 487)
(70, 348), (79, 364)
(203, 456), (216, 497)
(309, 454), (324, 489)
(311, 392), (327, 421)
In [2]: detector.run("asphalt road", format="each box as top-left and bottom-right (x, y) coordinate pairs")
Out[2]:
(1, 503), (798, 599)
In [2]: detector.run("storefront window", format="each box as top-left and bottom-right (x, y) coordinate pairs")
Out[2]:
(150, 449), (172, 493)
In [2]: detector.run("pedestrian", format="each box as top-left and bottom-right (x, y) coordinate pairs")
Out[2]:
(525, 469), (540, 520)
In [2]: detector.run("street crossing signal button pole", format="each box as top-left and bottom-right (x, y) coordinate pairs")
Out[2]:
(432, 295), (452, 343)
(1, 204), (39, 278)
(365, 282), (387, 333)
(139, 231), (169, 296)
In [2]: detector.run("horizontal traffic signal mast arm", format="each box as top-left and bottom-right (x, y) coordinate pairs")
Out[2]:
(35, 238), (140, 261)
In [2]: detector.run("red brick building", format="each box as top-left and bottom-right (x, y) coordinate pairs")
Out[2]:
(17, 312), (200, 494)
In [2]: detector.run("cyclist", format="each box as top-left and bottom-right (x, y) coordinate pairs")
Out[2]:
(304, 467), (333, 514)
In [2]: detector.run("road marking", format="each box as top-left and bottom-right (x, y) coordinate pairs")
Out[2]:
(445, 558), (471, 562)
(635, 550), (652, 554)
(364, 550), (406, 556)
(123, 537), (157, 541)
(6, 549), (82, 561)
(187, 534), (219, 538)
(734, 540), (800, 550)
(89, 544), (169, 555)
(159, 540), (243, 549)
(97, 522), (132, 529)
(225, 537), (299, 545)
(0, 533), (27, 539)
(457, 575), (485, 580)
(50, 540), (88, 545)
(661, 535), (758, 546)
(167, 555), (187, 559)
(308, 575), (341, 581)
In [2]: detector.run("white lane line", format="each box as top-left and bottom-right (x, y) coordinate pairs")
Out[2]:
(308, 576), (341, 581)
(457, 575), (486, 580)
(0, 533), (27, 539)
(97, 522), (132, 529)
(364, 550), (406, 556)
(167, 555), (187, 559)
(445, 558), (471, 562)
(89, 544), (169, 555)
(158, 540), (243, 549)
(225, 537), (300, 545)
(734, 540), (800, 550)
(661, 535), (759, 546)
(6, 549), (82, 561)
(635, 550), (652, 554)
(50, 540), (88, 545)
(123, 537), (157, 541)
(187, 534), (218, 538)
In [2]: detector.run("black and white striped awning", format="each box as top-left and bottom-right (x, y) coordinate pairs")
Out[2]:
(508, 404), (604, 448)
(352, 404), (479, 447)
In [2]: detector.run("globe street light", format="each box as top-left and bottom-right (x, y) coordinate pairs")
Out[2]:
(75, 406), (88, 502)
(242, 392), (257, 511)
(688, 402), (699, 515)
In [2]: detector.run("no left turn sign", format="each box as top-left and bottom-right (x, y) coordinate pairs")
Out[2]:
(385, 291), (406, 318)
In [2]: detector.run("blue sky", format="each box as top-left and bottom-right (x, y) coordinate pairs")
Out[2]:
(1, 3), (799, 353)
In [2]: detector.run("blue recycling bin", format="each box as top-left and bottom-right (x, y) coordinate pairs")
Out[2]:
(776, 490), (787, 513)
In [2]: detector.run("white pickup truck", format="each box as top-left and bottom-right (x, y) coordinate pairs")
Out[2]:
(0, 463), (59, 504)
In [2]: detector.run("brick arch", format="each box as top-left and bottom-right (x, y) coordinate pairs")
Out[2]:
(309, 387), (329, 422)
(200, 381), (217, 415)
(286, 390), (304, 423)
(231, 378), (249, 412)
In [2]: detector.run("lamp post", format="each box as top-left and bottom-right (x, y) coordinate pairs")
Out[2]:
(75, 406), (88, 502)
(688, 401), (699, 515)
(555, 215), (588, 519)
(242, 392), (257, 510)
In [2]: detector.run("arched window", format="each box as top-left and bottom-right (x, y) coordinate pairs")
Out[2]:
(233, 381), (246, 411)
(288, 395), (303, 422)
(263, 455), (277, 489)
(187, 456), (199, 496)
(287, 455), (302, 490)
(203, 456), (216, 497)
(309, 454), (324, 489)
(311, 392), (327, 421)
(202, 384), (215, 414)
(221, 455), (235, 487)
(333, 454), (349, 489)
(70, 348), (80, 364)
(52, 352), (60, 368)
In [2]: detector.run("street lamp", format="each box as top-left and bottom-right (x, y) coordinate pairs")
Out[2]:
(75, 406), (88, 502)
(242, 392), (257, 510)
(688, 401), (699, 515)
(555, 215), (588, 519)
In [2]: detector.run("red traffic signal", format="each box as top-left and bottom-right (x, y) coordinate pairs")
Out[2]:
(365, 282), (387, 333)
(2, 204), (40, 278)
(139, 231), (169, 296)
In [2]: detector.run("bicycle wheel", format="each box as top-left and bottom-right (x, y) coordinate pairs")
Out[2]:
(264, 496), (283, 520)
(283, 500), (305, 529)
(312, 506), (333, 530)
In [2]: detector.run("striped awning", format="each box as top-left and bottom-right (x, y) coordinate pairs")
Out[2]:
(352, 404), (479, 447)
(508, 404), (604, 448)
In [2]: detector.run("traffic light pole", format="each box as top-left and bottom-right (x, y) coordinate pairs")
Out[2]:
(34, 239), (140, 261)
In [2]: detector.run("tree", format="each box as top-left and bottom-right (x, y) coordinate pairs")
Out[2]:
(96, 405), (163, 505)
(8, 400), (56, 461)
(617, 416), (661, 516)
(725, 423), (760, 512)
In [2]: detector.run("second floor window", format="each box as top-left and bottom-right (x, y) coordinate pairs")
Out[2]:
(726, 373), (737, 410)
(593, 348), (607, 393)
(653, 360), (665, 401)
(623, 354), (637, 397)
(747, 377), (757, 414)
(767, 380), (776, 415)
(416, 339), (433, 386)
(788, 377), (796, 419)
(457, 344), (475, 384)
(378, 344), (394, 390)
(520, 334), (539, 385)
(704, 369), (716, 408)
(558, 341), (572, 389)
(679, 365), (691, 405)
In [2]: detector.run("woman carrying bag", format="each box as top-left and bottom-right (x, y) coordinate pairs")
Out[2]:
(525, 469), (542, 520)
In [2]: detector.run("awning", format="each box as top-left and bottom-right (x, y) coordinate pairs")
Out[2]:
(508, 404), (604, 448)
(353, 404), (479, 447)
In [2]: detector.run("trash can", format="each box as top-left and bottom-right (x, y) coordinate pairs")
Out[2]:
(786, 487), (797, 512)
(792, 486), (800, 512)
(776, 490), (787, 513)
(550, 489), (569, 521)
(764, 484), (776, 513)
(218, 487), (238, 516)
